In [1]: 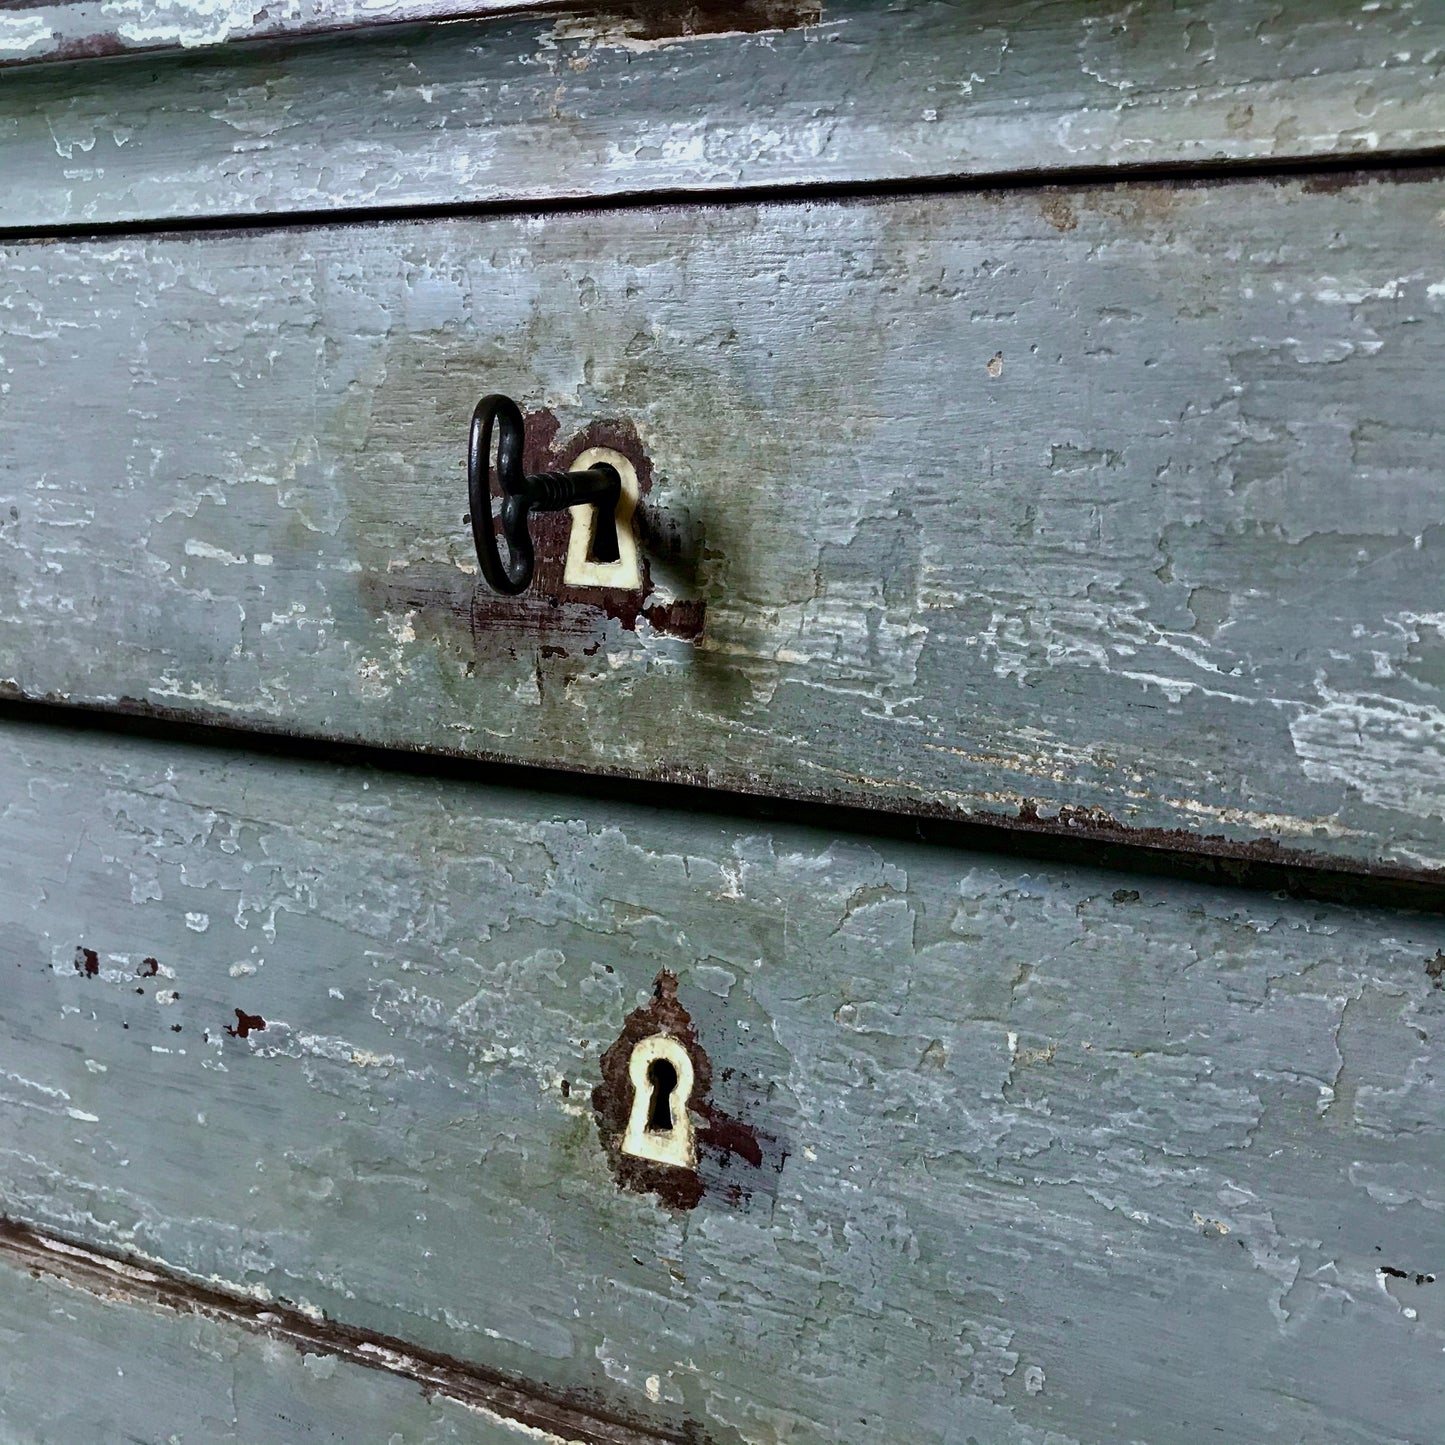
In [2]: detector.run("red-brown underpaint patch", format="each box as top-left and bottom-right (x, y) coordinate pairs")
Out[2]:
(224, 1009), (266, 1039)
(591, 0), (822, 42)
(74, 946), (99, 977)
(592, 970), (769, 1210)
(138, 957), (160, 977)
(360, 408), (705, 662)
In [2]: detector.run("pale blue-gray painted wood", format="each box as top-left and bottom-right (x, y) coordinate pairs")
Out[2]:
(1, 176), (1442, 868)
(2, 1), (1443, 228)
(0, 716), (1440, 1445)
(0, 1235), (595, 1445)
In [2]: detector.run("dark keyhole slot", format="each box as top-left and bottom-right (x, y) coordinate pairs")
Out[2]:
(586, 463), (622, 566)
(645, 1058), (678, 1132)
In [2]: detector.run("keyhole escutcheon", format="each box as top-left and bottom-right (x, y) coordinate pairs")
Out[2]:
(621, 1034), (696, 1169)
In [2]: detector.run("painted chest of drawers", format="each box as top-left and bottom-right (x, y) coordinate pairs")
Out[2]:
(1, 4), (1442, 1442)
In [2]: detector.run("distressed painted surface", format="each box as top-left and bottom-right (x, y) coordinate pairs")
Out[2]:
(0, 716), (1441, 1445)
(4, 0), (1445, 229)
(0, 0), (540, 65)
(3, 175), (1443, 868)
(0, 1236), (596, 1445)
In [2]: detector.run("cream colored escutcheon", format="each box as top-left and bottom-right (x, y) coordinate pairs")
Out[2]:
(620, 1033), (696, 1170)
(563, 446), (642, 591)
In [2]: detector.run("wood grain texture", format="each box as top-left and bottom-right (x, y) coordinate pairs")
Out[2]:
(0, 1227), (611, 1445)
(0, 715), (1441, 1445)
(3, 174), (1443, 869)
(4, 0), (1445, 230)
(0, 0), (542, 66)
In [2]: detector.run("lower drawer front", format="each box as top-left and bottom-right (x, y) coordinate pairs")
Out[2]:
(0, 1235), (542, 1445)
(0, 719), (1440, 1445)
(3, 174), (1443, 871)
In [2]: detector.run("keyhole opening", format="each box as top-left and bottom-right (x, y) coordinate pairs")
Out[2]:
(563, 447), (640, 591)
(646, 1058), (678, 1133)
(585, 464), (622, 566)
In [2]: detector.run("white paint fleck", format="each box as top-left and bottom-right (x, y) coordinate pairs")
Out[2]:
(302, 1352), (338, 1380)
(107, 0), (301, 51)
(1291, 687), (1445, 834)
(184, 538), (247, 565)
(3, 1071), (69, 1102)
(348, 1048), (399, 1069)
(0, 14), (54, 58)
(35, 1235), (163, 1285)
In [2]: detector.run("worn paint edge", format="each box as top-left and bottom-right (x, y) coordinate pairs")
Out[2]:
(0, 1216), (705, 1445)
(1, 696), (1440, 913)
(2, 148), (1444, 245)
(0, 0), (822, 71)
(0, 2), (572, 72)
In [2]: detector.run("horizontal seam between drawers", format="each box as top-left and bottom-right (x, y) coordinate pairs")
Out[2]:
(2, 148), (1443, 246)
(1, 694), (1440, 915)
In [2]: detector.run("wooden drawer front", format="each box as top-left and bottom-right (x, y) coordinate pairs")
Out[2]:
(0, 1232), (559, 1445)
(1, 717), (1441, 1445)
(3, 174), (1442, 872)
(4, 0), (1445, 228)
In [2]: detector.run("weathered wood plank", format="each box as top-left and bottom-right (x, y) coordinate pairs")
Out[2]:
(3, 0), (1444, 230)
(0, 1222), (626, 1445)
(0, 0), (541, 66)
(3, 174), (1443, 869)
(0, 716), (1441, 1445)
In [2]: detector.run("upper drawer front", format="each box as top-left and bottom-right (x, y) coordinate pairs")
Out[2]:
(2, 717), (1442, 1445)
(2, 174), (1442, 871)
(5, 0), (1445, 227)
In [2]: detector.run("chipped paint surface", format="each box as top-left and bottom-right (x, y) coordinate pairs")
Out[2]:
(0, 716), (1441, 1444)
(3, 0), (1445, 226)
(0, 0), (541, 65)
(2, 176), (1443, 868)
(0, 0), (821, 67)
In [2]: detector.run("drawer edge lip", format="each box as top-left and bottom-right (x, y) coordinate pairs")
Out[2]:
(3, 693), (1439, 915)
(0, 1213), (696, 1445)
(0, 2), (566, 72)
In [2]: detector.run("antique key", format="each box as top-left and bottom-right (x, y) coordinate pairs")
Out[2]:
(468, 393), (622, 595)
